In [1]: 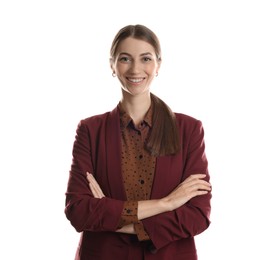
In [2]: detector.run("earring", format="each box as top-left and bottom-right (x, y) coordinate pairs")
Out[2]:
(112, 72), (116, 77)
(156, 72), (158, 77)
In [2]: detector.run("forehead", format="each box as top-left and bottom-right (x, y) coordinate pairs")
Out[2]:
(116, 37), (155, 56)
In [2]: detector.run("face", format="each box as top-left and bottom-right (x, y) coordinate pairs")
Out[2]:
(111, 37), (160, 97)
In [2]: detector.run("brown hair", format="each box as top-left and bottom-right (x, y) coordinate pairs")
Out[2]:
(110, 24), (161, 62)
(111, 25), (180, 156)
(148, 93), (180, 156)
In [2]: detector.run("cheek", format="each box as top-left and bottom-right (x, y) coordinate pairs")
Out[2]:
(147, 67), (157, 77)
(147, 63), (159, 74)
(115, 64), (127, 76)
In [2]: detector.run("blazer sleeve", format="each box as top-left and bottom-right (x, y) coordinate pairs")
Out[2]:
(142, 120), (211, 250)
(64, 120), (124, 233)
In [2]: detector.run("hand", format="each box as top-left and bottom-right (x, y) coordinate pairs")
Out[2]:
(162, 174), (211, 211)
(86, 172), (105, 199)
(116, 224), (135, 234)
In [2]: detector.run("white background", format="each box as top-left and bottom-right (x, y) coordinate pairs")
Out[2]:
(1, 0), (274, 259)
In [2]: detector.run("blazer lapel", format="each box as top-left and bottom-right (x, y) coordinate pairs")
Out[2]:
(105, 107), (127, 200)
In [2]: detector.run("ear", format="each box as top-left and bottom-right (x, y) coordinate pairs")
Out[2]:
(109, 58), (115, 73)
(156, 59), (161, 74)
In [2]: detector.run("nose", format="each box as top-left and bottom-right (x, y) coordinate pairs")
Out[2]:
(129, 61), (141, 74)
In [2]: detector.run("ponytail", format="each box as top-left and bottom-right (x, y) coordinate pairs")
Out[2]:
(146, 93), (181, 156)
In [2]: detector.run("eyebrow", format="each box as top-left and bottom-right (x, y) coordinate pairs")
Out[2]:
(118, 52), (153, 57)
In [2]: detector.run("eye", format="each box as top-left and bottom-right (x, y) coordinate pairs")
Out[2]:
(143, 57), (152, 62)
(119, 56), (131, 63)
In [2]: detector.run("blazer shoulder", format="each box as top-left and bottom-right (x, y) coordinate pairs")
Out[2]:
(81, 111), (111, 126)
(175, 112), (201, 125)
(174, 112), (204, 134)
(79, 107), (119, 127)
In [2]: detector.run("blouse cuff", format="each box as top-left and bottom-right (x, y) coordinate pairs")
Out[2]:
(117, 201), (138, 228)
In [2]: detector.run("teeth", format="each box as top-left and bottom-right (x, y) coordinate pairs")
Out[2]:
(128, 78), (143, 83)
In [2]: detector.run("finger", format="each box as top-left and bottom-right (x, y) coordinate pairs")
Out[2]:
(87, 173), (101, 190)
(189, 190), (209, 200)
(86, 172), (96, 182)
(183, 174), (207, 184)
(179, 178), (211, 190)
(86, 172), (105, 198)
(88, 180), (104, 198)
(189, 180), (212, 191)
(89, 182), (104, 198)
(194, 183), (212, 191)
(176, 181), (211, 199)
(189, 174), (207, 180)
(86, 172), (99, 186)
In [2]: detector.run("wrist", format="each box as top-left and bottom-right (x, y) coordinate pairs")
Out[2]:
(159, 197), (173, 212)
(137, 199), (171, 220)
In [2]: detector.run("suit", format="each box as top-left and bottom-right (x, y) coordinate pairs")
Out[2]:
(65, 106), (211, 260)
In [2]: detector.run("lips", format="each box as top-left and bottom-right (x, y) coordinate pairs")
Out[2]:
(127, 77), (145, 83)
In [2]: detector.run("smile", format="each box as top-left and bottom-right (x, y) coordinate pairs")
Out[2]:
(127, 77), (145, 83)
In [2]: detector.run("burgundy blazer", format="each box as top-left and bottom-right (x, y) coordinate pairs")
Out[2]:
(65, 106), (211, 260)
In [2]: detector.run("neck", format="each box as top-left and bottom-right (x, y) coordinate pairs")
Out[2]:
(120, 91), (151, 125)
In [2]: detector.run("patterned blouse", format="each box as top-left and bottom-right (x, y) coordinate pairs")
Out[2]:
(117, 102), (156, 241)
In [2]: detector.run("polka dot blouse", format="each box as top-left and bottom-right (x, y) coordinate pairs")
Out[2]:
(117, 102), (156, 241)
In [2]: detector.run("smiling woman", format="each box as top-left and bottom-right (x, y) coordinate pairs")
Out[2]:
(65, 24), (212, 260)
(112, 38), (160, 97)
(110, 31), (161, 102)
(111, 27), (161, 99)
(112, 38), (160, 124)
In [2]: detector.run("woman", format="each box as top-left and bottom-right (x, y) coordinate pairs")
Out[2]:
(65, 24), (212, 260)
